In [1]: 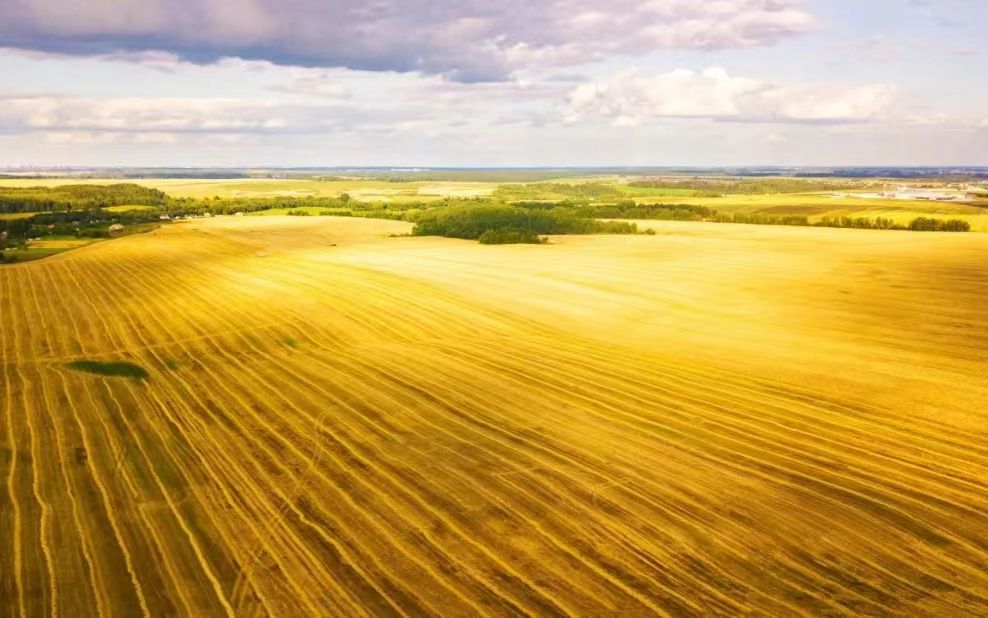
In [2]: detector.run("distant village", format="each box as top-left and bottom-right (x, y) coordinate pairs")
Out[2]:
(850, 184), (986, 202)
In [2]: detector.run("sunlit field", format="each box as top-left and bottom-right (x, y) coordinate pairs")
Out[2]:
(4, 0), (988, 613)
(3, 215), (987, 615)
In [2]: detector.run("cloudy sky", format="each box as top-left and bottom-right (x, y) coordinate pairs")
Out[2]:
(0, 0), (985, 167)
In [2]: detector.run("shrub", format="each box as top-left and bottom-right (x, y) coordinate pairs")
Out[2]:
(413, 205), (547, 238)
(478, 229), (544, 244)
(909, 217), (971, 232)
(567, 200), (714, 221)
(411, 204), (638, 242)
(716, 213), (810, 226)
(817, 216), (903, 230)
(65, 360), (149, 379)
(943, 219), (971, 232)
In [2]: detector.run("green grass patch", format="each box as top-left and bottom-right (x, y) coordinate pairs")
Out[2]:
(65, 360), (150, 380)
(1, 247), (68, 263)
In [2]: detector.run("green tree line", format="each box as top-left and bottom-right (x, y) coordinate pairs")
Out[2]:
(627, 178), (856, 196)
(0, 184), (166, 213)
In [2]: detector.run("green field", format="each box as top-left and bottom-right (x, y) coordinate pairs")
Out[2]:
(0, 246), (66, 262)
(2, 176), (986, 232)
(0, 236), (101, 264)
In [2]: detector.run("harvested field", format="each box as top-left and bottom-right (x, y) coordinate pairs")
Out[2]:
(2, 216), (988, 616)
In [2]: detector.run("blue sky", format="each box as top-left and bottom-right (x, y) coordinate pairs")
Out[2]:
(0, 0), (985, 167)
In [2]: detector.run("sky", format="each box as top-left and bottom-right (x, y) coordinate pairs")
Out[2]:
(0, 0), (985, 167)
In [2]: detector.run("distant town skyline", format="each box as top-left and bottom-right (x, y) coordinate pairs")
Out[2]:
(1, 0), (986, 167)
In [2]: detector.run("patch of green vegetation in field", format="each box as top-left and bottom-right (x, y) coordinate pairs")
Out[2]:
(412, 204), (638, 243)
(65, 360), (150, 379)
(0, 247), (67, 263)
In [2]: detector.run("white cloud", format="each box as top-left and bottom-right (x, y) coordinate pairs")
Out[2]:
(265, 67), (352, 99)
(44, 131), (180, 144)
(0, 0), (817, 81)
(904, 112), (949, 126)
(0, 97), (298, 133)
(562, 67), (896, 125)
(763, 131), (789, 144)
(857, 36), (906, 63)
(0, 84), (541, 142)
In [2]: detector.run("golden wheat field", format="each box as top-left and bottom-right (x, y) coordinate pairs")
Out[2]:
(2, 216), (988, 616)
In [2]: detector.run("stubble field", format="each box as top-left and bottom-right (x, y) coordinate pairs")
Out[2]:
(2, 216), (988, 616)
